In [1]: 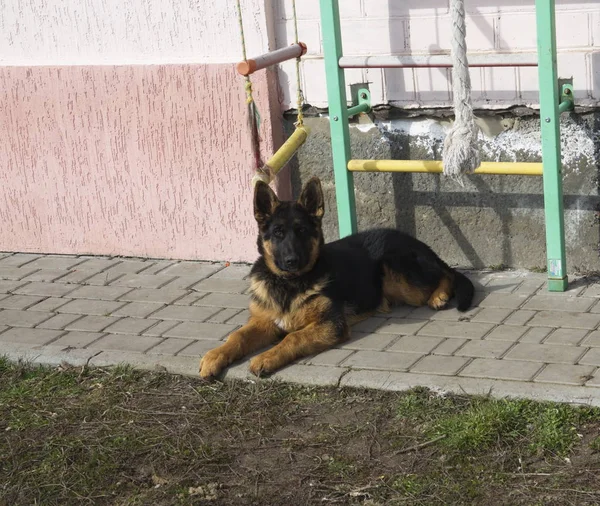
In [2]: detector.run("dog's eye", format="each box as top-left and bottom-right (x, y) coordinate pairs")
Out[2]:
(297, 226), (307, 235)
(273, 227), (284, 238)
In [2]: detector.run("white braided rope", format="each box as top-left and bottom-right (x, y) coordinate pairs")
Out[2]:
(442, 0), (481, 184)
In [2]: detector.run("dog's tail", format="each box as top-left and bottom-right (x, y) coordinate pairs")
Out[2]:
(453, 270), (475, 312)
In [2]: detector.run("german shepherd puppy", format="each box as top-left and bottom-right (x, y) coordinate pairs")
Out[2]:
(199, 177), (474, 379)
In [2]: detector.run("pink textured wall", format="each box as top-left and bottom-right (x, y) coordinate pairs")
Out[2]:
(0, 65), (282, 262)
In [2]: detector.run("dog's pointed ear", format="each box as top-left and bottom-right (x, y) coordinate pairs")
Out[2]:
(298, 177), (324, 219)
(254, 181), (279, 225)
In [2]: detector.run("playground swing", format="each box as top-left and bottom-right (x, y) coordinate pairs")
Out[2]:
(235, 0), (309, 187)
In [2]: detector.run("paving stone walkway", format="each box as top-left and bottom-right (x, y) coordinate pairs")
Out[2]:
(2, 252), (600, 406)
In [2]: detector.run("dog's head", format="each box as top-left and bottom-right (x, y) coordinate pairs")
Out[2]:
(254, 177), (325, 278)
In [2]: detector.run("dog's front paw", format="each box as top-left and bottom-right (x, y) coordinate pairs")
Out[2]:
(199, 348), (230, 379)
(249, 352), (279, 377)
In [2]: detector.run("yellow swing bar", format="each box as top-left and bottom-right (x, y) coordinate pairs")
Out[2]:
(347, 159), (543, 176)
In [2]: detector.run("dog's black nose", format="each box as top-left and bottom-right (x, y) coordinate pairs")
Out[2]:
(284, 256), (299, 269)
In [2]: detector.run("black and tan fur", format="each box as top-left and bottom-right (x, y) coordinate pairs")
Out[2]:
(199, 177), (474, 378)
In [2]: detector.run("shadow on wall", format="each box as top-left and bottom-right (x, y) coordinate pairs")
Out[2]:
(384, 0), (600, 269)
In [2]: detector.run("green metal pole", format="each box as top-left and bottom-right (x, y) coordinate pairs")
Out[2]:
(536, 0), (568, 291)
(319, 0), (357, 237)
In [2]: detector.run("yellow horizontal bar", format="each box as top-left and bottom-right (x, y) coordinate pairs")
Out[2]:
(348, 159), (543, 176)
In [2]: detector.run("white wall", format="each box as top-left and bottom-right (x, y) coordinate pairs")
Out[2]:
(274, 0), (600, 109)
(0, 0), (269, 65)
(2, 0), (599, 109)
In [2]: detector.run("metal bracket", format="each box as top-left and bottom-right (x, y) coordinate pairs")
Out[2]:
(347, 88), (371, 118)
(558, 83), (574, 114)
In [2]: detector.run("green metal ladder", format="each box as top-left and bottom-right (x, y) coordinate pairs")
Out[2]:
(319, 0), (571, 292)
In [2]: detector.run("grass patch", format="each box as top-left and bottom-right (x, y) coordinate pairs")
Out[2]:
(2, 359), (600, 505)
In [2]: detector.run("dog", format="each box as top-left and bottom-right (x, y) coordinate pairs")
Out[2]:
(199, 177), (474, 379)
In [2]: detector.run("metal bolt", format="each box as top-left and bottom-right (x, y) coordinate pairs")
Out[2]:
(545, 117), (551, 123)
(333, 116), (339, 121)
(563, 87), (571, 95)
(360, 92), (367, 99)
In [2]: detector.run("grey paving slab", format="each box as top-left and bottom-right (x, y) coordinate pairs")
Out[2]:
(340, 350), (423, 371)
(0, 295), (45, 310)
(177, 339), (224, 357)
(172, 293), (202, 306)
(164, 321), (238, 340)
(470, 307), (514, 324)
(149, 305), (219, 322)
(209, 264), (251, 280)
(0, 253), (40, 267)
(455, 339), (514, 359)
(351, 317), (387, 333)
(27, 297), (72, 312)
(143, 320), (181, 337)
(119, 288), (189, 304)
(192, 278), (250, 294)
(543, 328), (589, 346)
(103, 260), (155, 274)
(194, 292), (250, 309)
(305, 349), (354, 367)
(479, 293), (530, 309)
(0, 327), (63, 345)
(75, 271), (123, 285)
(271, 365), (347, 387)
(52, 331), (105, 348)
(503, 310), (536, 326)
(460, 358), (543, 381)
(339, 332), (398, 351)
(147, 338), (196, 356)
(0, 309), (53, 327)
(519, 327), (553, 344)
(111, 302), (164, 318)
(0, 280), (27, 293)
(104, 317), (156, 335)
(523, 295), (595, 312)
(25, 256), (85, 270)
(160, 262), (224, 278)
(485, 325), (528, 342)
(22, 269), (71, 282)
(375, 318), (429, 335)
(86, 334), (163, 353)
(505, 343), (586, 365)
(418, 321), (494, 339)
(409, 355), (470, 376)
(15, 282), (77, 297)
(387, 335), (445, 354)
(110, 273), (177, 289)
(58, 299), (126, 316)
(528, 310), (600, 330)
(89, 351), (199, 376)
(205, 308), (243, 324)
(36, 313), (83, 330)
(64, 315), (121, 332)
(534, 364), (596, 386)
(0, 267), (38, 280)
(581, 331), (600, 347)
(578, 348), (600, 367)
(72, 258), (121, 271)
(67, 285), (132, 300)
(227, 309), (249, 325)
(431, 338), (469, 356)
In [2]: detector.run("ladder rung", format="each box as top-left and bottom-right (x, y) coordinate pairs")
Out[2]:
(339, 53), (538, 69)
(237, 43), (307, 76)
(348, 160), (543, 176)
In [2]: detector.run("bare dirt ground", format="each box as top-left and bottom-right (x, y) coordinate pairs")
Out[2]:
(1, 358), (600, 505)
